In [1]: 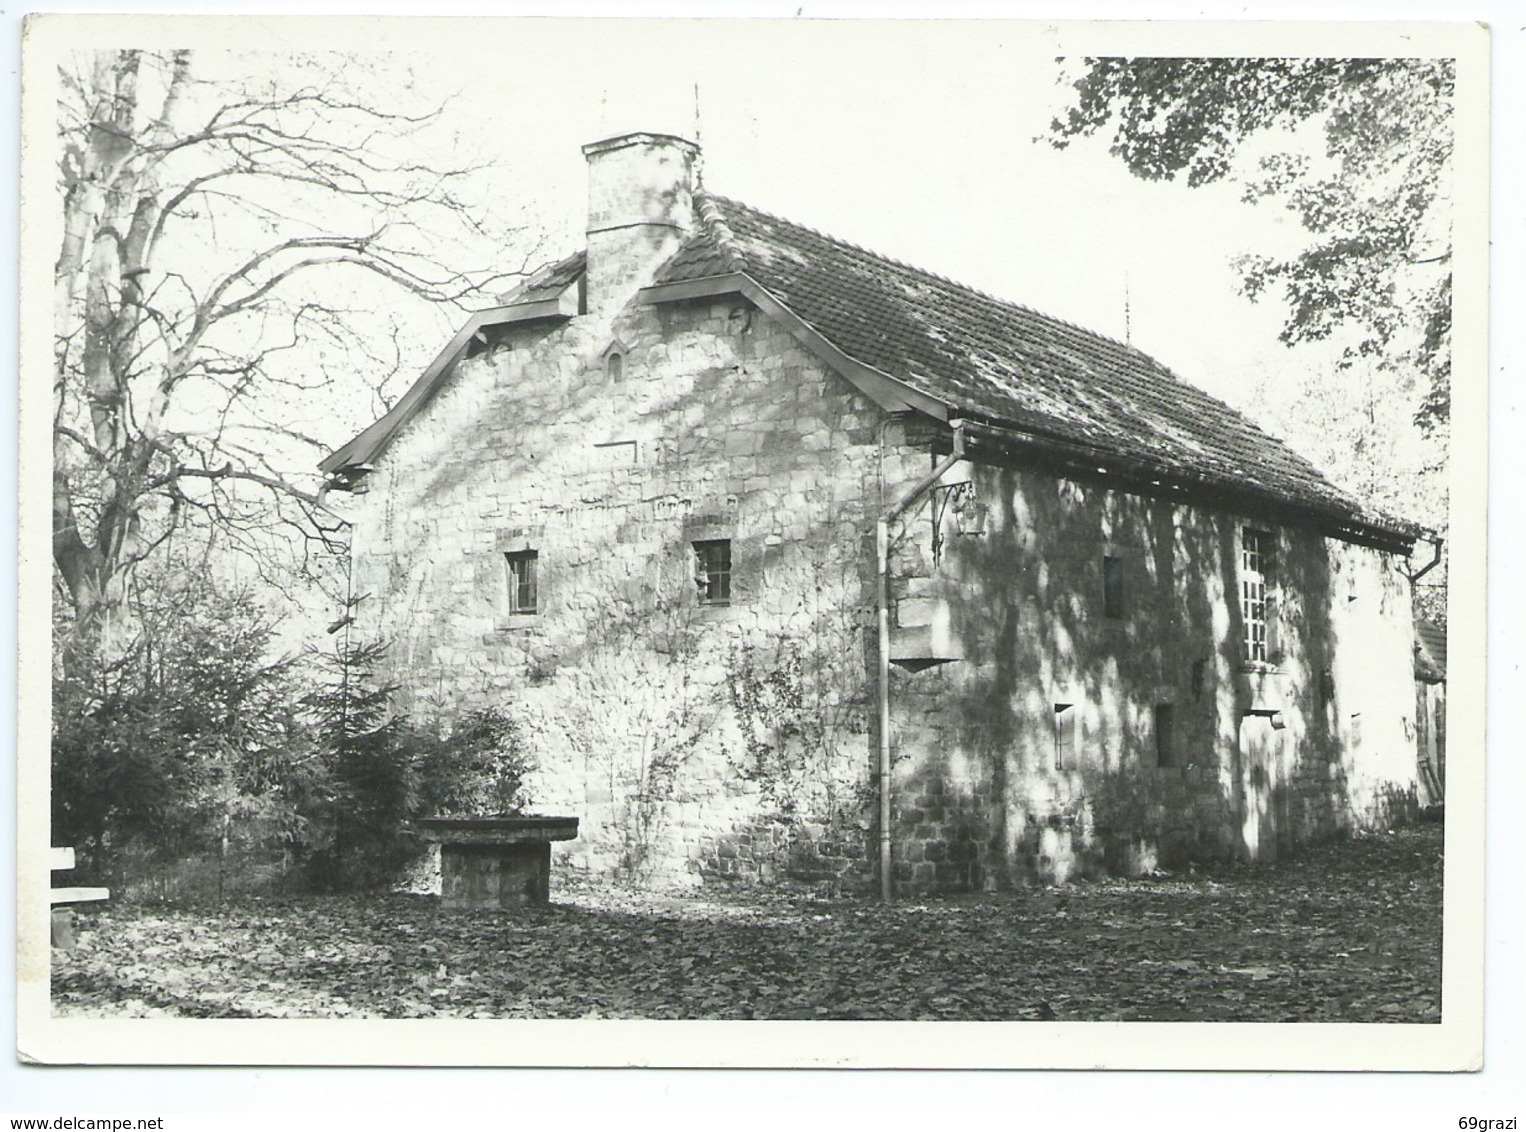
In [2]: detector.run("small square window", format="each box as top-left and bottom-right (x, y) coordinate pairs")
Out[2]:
(1154, 703), (1178, 767)
(505, 550), (538, 614)
(693, 539), (731, 604)
(1103, 554), (1125, 619)
(1054, 703), (1076, 770)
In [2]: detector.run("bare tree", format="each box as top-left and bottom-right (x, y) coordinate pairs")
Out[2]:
(52, 48), (531, 654)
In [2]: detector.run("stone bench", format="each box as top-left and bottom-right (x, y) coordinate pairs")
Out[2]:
(415, 815), (578, 909)
(51, 846), (110, 948)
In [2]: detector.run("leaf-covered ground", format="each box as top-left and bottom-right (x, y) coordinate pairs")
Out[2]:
(53, 824), (1443, 1022)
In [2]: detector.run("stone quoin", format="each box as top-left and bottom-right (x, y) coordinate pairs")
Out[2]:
(322, 132), (1433, 896)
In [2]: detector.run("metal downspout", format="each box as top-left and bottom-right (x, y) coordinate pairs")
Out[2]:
(1405, 535), (1444, 583)
(876, 420), (967, 902)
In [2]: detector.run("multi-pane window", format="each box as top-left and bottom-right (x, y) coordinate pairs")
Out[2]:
(1240, 528), (1273, 662)
(1102, 554), (1125, 619)
(504, 550), (538, 614)
(693, 539), (731, 604)
(1054, 703), (1076, 770)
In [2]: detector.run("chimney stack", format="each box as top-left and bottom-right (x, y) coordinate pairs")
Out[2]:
(582, 132), (700, 314)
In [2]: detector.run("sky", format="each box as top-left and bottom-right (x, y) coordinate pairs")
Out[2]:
(384, 19), (1322, 413)
(60, 21), (1370, 493)
(35, 19), (1461, 461)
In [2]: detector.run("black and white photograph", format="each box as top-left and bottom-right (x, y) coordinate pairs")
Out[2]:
(14, 12), (1496, 1080)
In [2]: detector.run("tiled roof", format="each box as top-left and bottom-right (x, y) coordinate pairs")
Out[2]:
(501, 250), (586, 305)
(1415, 618), (1447, 681)
(658, 193), (1410, 536)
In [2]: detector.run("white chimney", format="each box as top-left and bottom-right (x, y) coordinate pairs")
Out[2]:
(581, 132), (700, 314)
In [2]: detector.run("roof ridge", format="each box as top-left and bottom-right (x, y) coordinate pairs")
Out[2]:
(694, 190), (747, 273)
(705, 192), (1162, 368)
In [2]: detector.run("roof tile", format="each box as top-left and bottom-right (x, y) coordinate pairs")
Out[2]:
(658, 193), (1402, 531)
(502, 250), (586, 305)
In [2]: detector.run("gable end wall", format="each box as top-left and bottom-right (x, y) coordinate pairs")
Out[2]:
(348, 293), (891, 888)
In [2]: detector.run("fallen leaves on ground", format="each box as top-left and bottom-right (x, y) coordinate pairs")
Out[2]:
(52, 824), (1443, 1022)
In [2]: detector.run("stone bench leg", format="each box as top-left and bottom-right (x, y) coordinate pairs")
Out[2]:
(440, 842), (552, 909)
(51, 908), (76, 950)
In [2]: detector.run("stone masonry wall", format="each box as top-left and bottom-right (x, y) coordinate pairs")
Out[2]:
(347, 259), (1420, 895)
(885, 460), (1420, 891)
(349, 290), (921, 891)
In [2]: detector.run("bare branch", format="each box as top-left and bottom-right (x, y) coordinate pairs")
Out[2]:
(52, 48), (534, 652)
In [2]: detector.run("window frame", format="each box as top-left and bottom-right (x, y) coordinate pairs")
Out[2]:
(1240, 528), (1276, 664)
(603, 338), (628, 384)
(504, 549), (539, 615)
(692, 538), (732, 605)
(1054, 703), (1077, 771)
(1154, 703), (1178, 768)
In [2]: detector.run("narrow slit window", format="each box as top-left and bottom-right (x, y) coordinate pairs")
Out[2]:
(1054, 703), (1076, 771)
(693, 539), (731, 604)
(505, 550), (538, 614)
(606, 351), (624, 383)
(1103, 554), (1125, 619)
(1154, 703), (1177, 768)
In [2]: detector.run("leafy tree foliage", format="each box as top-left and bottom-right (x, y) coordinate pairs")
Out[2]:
(54, 574), (540, 892)
(299, 642), (540, 891)
(52, 570), (310, 882)
(415, 708), (537, 820)
(1049, 57), (1453, 431)
(299, 639), (419, 891)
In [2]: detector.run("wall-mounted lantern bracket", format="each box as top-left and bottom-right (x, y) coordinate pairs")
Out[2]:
(930, 480), (988, 564)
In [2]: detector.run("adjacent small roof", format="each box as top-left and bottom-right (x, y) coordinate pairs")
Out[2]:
(1415, 619), (1447, 682)
(508, 250), (586, 305)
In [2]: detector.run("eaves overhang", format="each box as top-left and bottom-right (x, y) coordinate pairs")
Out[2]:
(640, 274), (1420, 554)
(948, 416), (1423, 555)
(319, 289), (579, 476)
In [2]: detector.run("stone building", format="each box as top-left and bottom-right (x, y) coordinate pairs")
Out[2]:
(322, 132), (1430, 894)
